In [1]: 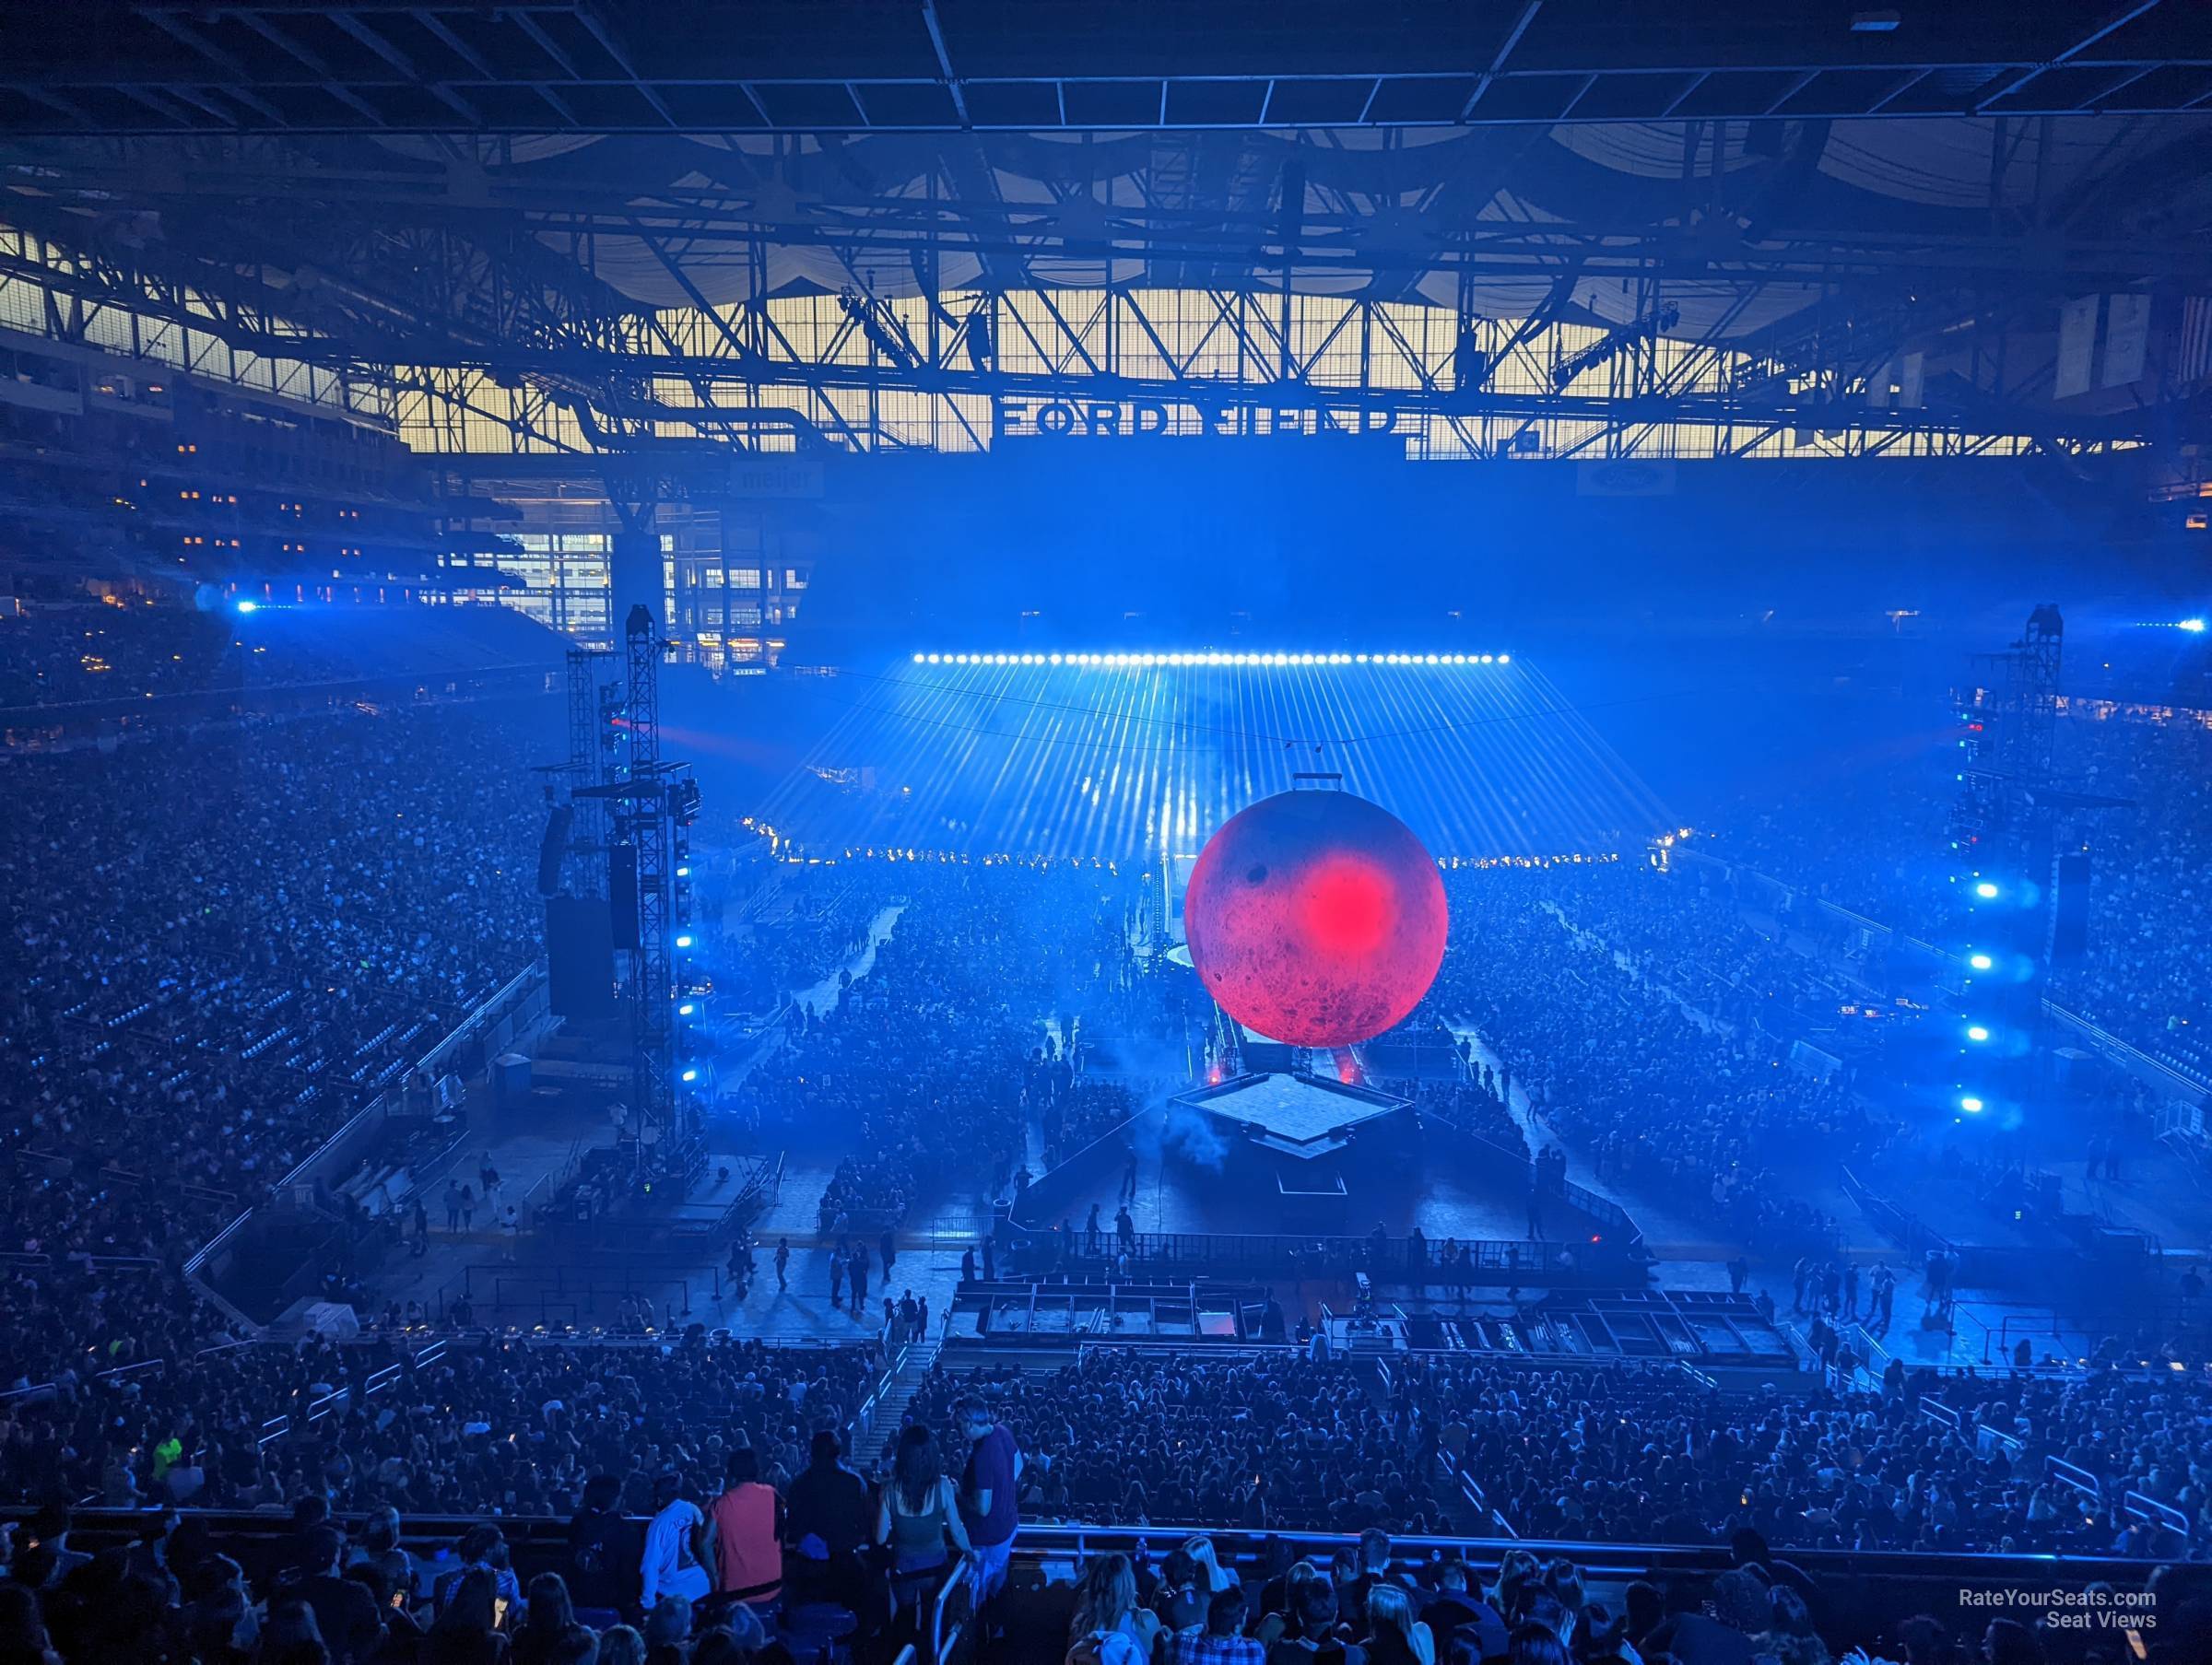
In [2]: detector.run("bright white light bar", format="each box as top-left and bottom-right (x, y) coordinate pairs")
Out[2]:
(910, 651), (1511, 666)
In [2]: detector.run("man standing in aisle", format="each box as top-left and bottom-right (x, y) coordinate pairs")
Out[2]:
(956, 1394), (1022, 1618)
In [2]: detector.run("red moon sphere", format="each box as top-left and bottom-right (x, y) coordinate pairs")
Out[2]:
(1183, 791), (1449, 1048)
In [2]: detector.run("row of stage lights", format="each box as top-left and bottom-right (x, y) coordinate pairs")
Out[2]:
(1947, 867), (2043, 1118)
(912, 651), (1510, 667)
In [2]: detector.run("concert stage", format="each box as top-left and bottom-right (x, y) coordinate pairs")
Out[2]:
(1177, 1072), (1412, 1160)
(1006, 1079), (1645, 1281)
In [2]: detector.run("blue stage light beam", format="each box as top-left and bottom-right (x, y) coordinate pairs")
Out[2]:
(759, 653), (1677, 862)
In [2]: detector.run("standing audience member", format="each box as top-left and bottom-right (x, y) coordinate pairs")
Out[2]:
(785, 1429), (873, 1608)
(568, 1474), (644, 1619)
(957, 1393), (1023, 1612)
(705, 1448), (783, 1611)
(878, 1425), (972, 1624)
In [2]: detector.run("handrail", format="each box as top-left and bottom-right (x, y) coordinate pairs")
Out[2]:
(184, 957), (547, 1307)
(5, 1507), (2190, 1577)
(2047, 1455), (2100, 1498)
(929, 1550), (969, 1665)
(2124, 1491), (2190, 1539)
(1677, 847), (2206, 1107)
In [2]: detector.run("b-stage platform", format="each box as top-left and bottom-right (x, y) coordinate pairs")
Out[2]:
(1007, 1073), (1642, 1272)
(1176, 1071), (1412, 1160)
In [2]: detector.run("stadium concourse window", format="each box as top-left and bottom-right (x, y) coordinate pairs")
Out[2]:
(453, 531), (616, 644)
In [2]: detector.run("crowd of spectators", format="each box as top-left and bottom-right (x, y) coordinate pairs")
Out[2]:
(0, 603), (234, 708)
(1396, 1351), (2212, 1555)
(0, 1331), (877, 1523)
(900, 1343), (2212, 1560)
(0, 600), (563, 712)
(6, 1504), (2210, 1665)
(2, 695), (550, 1387)
(1703, 705), (2212, 1072)
(905, 1351), (1454, 1536)
(732, 862), (1146, 1230)
(1408, 864), (1869, 1258)
(7, 1333), (2212, 1664)
(1397, 1073), (1530, 1165)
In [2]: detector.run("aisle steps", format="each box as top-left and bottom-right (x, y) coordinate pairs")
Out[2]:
(853, 1339), (942, 1469)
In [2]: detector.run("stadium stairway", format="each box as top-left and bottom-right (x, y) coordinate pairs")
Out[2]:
(1359, 1357), (1492, 1537)
(853, 1336), (942, 1469)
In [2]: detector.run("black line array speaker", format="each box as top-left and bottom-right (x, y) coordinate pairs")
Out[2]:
(545, 895), (618, 1021)
(2049, 850), (2091, 968)
(609, 844), (641, 949)
(535, 804), (573, 897)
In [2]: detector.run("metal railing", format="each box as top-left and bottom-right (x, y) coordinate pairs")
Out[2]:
(253, 1337), (449, 1448)
(998, 1224), (1634, 1283)
(184, 958), (550, 1319)
(6, 1507), (2191, 1587)
(930, 1551), (971, 1665)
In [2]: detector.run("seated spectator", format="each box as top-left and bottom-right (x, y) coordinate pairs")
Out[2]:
(1363, 1586), (1435, 1665)
(424, 1565), (507, 1665)
(1068, 1551), (1159, 1665)
(290, 1524), (384, 1665)
(1267, 1577), (1365, 1665)
(1177, 1586), (1264, 1665)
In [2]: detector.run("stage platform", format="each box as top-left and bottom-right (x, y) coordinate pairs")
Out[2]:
(1177, 1071), (1412, 1159)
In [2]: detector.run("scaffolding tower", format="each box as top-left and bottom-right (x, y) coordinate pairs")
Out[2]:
(564, 646), (613, 892)
(612, 604), (701, 1160)
(1945, 605), (2121, 1130)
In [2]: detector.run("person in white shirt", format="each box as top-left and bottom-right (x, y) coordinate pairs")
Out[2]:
(641, 1472), (711, 1608)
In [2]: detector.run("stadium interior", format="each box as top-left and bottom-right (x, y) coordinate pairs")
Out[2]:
(6, 4), (2212, 1664)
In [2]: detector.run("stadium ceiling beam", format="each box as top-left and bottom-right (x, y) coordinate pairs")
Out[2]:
(412, 343), (2203, 450)
(10, 142), (2208, 293)
(0, 2), (2203, 134)
(0, 209), (2184, 456)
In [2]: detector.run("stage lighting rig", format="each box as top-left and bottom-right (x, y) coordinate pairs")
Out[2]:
(1551, 303), (1681, 390)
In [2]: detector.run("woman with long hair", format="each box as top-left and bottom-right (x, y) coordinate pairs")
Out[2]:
(877, 1425), (971, 1617)
(509, 1572), (579, 1665)
(1506, 1623), (1571, 1665)
(1365, 1584), (1436, 1665)
(426, 1565), (510, 1665)
(1182, 1536), (1240, 1593)
(1150, 1548), (1206, 1636)
(1066, 1552), (1160, 1665)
